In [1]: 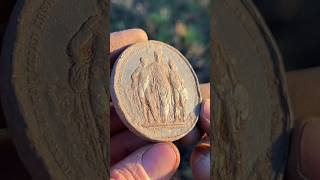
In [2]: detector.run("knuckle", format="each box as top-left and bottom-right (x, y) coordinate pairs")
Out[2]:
(111, 164), (150, 180)
(110, 169), (127, 180)
(111, 167), (141, 180)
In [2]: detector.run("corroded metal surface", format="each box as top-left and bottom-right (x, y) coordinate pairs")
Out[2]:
(111, 40), (202, 142)
(0, 0), (108, 179)
(211, 0), (293, 179)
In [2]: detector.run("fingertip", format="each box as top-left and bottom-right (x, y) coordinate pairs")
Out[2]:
(200, 83), (210, 99)
(142, 142), (180, 179)
(111, 142), (180, 180)
(110, 28), (149, 63)
(191, 143), (210, 180)
(128, 28), (148, 41)
(286, 118), (320, 179)
(179, 128), (202, 146)
(190, 140), (210, 164)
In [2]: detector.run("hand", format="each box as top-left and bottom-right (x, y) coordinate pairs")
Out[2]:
(190, 99), (210, 180)
(285, 69), (320, 179)
(110, 29), (211, 179)
(110, 29), (180, 179)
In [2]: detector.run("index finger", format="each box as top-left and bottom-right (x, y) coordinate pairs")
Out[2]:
(200, 99), (210, 135)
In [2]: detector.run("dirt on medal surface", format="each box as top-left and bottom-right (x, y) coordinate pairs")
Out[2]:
(211, 0), (293, 179)
(0, 0), (108, 179)
(111, 40), (202, 142)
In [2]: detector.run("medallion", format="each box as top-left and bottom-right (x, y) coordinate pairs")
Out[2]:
(111, 40), (202, 142)
(0, 0), (108, 179)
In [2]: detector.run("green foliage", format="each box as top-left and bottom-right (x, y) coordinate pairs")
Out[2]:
(111, 0), (210, 83)
(111, 1), (210, 178)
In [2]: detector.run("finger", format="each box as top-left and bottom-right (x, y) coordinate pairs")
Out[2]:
(286, 67), (320, 119)
(178, 127), (202, 146)
(179, 97), (210, 145)
(190, 138), (210, 180)
(110, 130), (149, 166)
(110, 28), (148, 65)
(110, 107), (126, 135)
(110, 28), (148, 52)
(200, 99), (210, 135)
(111, 142), (180, 180)
(200, 83), (210, 100)
(285, 118), (320, 179)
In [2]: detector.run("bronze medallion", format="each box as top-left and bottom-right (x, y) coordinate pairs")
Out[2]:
(1, 0), (108, 179)
(211, 0), (293, 179)
(111, 40), (202, 142)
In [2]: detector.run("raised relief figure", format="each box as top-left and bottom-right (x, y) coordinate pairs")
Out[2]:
(130, 57), (151, 122)
(127, 49), (189, 127)
(149, 51), (172, 123)
(169, 60), (188, 122)
(67, 0), (107, 170)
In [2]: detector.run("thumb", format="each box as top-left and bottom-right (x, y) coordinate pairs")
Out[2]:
(286, 118), (320, 179)
(190, 100), (210, 180)
(111, 142), (180, 180)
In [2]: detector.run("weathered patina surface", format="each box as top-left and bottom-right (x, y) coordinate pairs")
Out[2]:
(0, 0), (109, 179)
(211, 0), (293, 179)
(111, 40), (202, 142)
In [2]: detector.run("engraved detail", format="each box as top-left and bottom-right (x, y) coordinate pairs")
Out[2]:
(111, 40), (201, 141)
(68, 17), (102, 168)
(25, 0), (77, 178)
(11, 0), (108, 179)
(125, 50), (195, 128)
(66, 2), (107, 177)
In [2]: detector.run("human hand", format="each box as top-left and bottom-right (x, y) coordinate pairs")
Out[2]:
(284, 69), (320, 179)
(110, 29), (211, 179)
(110, 29), (180, 179)
(192, 70), (320, 179)
(285, 117), (320, 179)
(190, 99), (210, 180)
(189, 71), (320, 180)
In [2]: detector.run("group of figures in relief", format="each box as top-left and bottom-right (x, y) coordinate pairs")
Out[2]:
(126, 50), (193, 127)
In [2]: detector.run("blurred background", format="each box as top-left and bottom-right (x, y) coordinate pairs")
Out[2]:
(0, 0), (319, 179)
(254, 0), (320, 71)
(111, 0), (210, 179)
(111, 0), (320, 179)
(111, 0), (211, 83)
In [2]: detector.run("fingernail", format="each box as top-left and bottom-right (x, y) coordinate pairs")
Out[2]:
(142, 143), (180, 179)
(299, 119), (320, 178)
(191, 145), (210, 180)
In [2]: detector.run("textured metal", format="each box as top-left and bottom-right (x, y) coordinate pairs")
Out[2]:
(211, 0), (293, 179)
(0, 0), (108, 179)
(111, 40), (202, 142)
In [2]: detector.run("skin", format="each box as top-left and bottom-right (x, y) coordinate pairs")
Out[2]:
(110, 29), (320, 180)
(0, 13), (318, 178)
(285, 68), (320, 179)
(109, 29), (210, 179)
